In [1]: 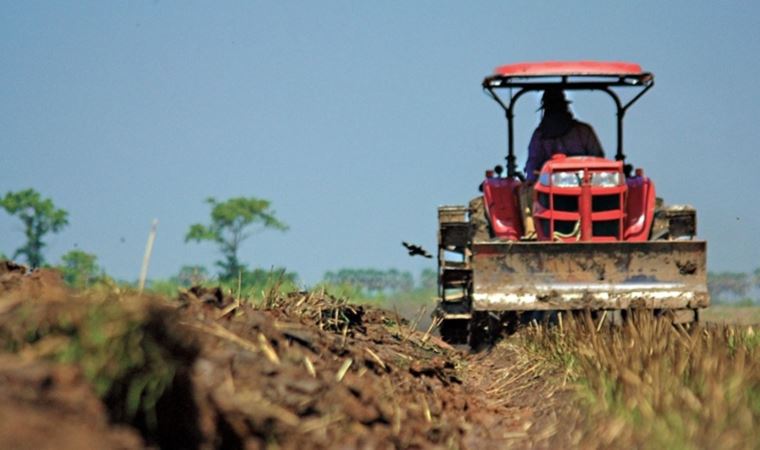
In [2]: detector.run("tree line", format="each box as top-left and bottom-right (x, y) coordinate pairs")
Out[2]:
(1, 189), (288, 285)
(0, 188), (435, 296)
(708, 269), (760, 303)
(322, 267), (436, 295)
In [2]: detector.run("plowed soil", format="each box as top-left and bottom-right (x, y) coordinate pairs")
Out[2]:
(0, 263), (570, 449)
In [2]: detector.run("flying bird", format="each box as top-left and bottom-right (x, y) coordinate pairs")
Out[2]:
(402, 241), (433, 258)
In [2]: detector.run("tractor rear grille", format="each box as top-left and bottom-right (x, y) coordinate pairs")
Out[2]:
(538, 219), (579, 237)
(592, 194), (620, 212)
(534, 169), (626, 241)
(554, 195), (579, 212)
(537, 193), (579, 212)
(593, 219), (620, 237)
(555, 220), (578, 235)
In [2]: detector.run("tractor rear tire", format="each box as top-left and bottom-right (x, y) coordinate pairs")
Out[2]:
(439, 319), (469, 345)
(469, 312), (499, 350)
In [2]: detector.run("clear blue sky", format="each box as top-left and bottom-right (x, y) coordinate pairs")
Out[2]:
(2, 1), (759, 285)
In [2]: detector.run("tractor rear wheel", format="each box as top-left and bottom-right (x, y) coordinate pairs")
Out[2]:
(469, 312), (500, 350)
(439, 318), (469, 345)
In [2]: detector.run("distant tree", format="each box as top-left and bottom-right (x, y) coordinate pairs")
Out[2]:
(185, 197), (288, 281)
(59, 249), (101, 288)
(240, 267), (298, 287)
(323, 268), (414, 295)
(419, 268), (437, 290)
(175, 265), (209, 287)
(0, 189), (69, 267)
(753, 268), (760, 290)
(708, 271), (750, 301)
(391, 269), (414, 293)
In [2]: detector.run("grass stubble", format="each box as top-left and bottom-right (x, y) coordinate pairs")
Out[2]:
(520, 311), (760, 449)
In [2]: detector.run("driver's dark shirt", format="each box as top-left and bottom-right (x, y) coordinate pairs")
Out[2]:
(525, 120), (604, 182)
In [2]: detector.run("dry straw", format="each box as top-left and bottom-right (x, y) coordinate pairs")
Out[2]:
(523, 311), (760, 449)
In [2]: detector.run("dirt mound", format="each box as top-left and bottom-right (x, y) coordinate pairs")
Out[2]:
(0, 273), (471, 448)
(0, 267), (201, 448)
(0, 270), (564, 449)
(0, 261), (67, 304)
(180, 289), (469, 448)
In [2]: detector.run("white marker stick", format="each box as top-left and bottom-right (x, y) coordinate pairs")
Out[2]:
(138, 219), (159, 294)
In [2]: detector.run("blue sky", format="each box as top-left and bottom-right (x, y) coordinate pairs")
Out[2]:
(2, 1), (759, 284)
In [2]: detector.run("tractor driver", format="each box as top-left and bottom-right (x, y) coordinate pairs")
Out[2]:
(520, 88), (604, 239)
(524, 88), (604, 183)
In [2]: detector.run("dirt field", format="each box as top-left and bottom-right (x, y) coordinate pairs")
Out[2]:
(1, 263), (758, 449)
(0, 263), (573, 449)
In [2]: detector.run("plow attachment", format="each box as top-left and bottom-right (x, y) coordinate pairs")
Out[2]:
(471, 240), (708, 311)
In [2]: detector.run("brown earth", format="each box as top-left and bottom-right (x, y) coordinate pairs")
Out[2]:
(0, 264), (570, 449)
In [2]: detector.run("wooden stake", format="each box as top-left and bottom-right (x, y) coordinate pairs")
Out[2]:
(138, 219), (158, 294)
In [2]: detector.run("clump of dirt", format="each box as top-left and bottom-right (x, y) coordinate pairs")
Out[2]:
(179, 285), (236, 308)
(0, 261), (67, 304)
(0, 259), (27, 276)
(0, 354), (142, 450)
(0, 264), (201, 449)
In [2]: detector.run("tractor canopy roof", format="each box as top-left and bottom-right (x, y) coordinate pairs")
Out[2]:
(482, 61), (655, 176)
(484, 60), (653, 89)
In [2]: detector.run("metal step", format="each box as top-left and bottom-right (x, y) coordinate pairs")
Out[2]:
(441, 268), (471, 289)
(439, 222), (470, 248)
(441, 291), (467, 302)
(441, 260), (470, 271)
(436, 300), (472, 320)
(438, 205), (468, 224)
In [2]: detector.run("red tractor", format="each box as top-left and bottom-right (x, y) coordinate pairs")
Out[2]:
(436, 61), (708, 344)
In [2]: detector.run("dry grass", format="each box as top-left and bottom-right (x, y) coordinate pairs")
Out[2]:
(522, 312), (760, 449)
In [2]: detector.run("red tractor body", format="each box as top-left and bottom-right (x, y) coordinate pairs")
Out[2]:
(484, 155), (656, 243)
(435, 61), (708, 344)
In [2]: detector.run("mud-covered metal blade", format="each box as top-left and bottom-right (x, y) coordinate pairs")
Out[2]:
(471, 240), (708, 311)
